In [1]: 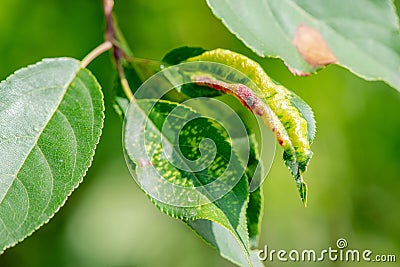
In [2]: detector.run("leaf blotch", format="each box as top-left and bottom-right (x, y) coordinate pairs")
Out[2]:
(293, 24), (337, 68)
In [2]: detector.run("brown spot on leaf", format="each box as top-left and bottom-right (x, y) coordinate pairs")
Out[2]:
(293, 23), (337, 67)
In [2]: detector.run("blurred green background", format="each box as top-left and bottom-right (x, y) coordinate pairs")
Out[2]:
(0, 0), (399, 266)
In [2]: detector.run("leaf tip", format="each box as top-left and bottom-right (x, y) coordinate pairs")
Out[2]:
(299, 181), (308, 207)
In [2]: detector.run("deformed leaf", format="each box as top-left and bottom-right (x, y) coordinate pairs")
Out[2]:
(0, 58), (104, 253)
(187, 48), (315, 205)
(206, 0), (400, 91)
(124, 98), (264, 266)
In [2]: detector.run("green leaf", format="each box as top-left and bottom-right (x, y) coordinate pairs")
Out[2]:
(206, 0), (400, 91)
(245, 134), (263, 248)
(115, 47), (210, 110)
(187, 48), (315, 205)
(162, 47), (222, 99)
(180, 83), (223, 98)
(246, 188), (263, 248)
(0, 58), (104, 253)
(162, 48), (266, 247)
(162, 46), (207, 65)
(187, 220), (264, 267)
(124, 98), (264, 266)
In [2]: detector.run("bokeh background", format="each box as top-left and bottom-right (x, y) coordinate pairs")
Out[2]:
(0, 0), (399, 266)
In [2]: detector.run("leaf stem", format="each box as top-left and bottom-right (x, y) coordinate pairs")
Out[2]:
(116, 62), (134, 100)
(81, 41), (113, 68)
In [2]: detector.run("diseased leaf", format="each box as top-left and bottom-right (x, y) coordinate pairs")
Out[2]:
(187, 48), (315, 205)
(124, 98), (264, 266)
(206, 0), (400, 91)
(168, 49), (268, 247)
(0, 58), (104, 253)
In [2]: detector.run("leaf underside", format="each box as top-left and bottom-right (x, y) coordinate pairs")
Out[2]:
(0, 58), (104, 253)
(206, 0), (400, 91)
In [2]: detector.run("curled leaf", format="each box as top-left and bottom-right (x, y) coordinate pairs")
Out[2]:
(186, 49), (315, 205)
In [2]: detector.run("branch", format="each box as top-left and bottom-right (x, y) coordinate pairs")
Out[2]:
(103, 0), (134, 100)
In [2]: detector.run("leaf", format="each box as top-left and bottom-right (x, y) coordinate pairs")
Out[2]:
(180, 83), (224, 98)
(114, 47), (222, 113)
(245, 134), (263, 248)
(0, 58), (104, 253)
(187, 220), (264, 267)
(124, 98), (264, 266)
(163, 46), (207, 65)
(187, 48), (315, 205)
(206, 0), (400, 91)
(164, 48), (265, 247)
(230, 133), (264, 250)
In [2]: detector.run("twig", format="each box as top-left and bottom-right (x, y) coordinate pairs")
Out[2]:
(103, 0), (134, 100)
